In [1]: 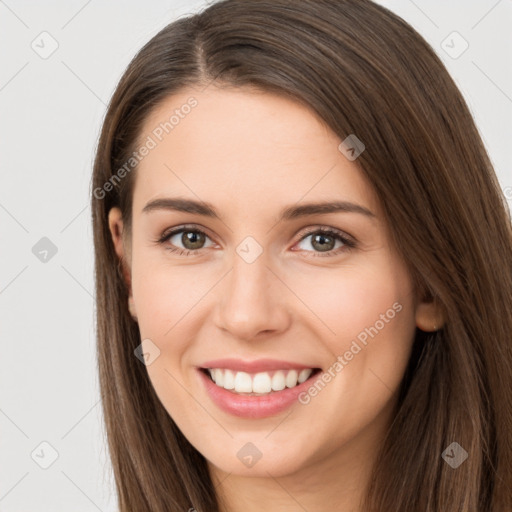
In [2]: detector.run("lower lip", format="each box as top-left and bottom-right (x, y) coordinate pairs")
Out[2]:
(196, 368), (320, 419)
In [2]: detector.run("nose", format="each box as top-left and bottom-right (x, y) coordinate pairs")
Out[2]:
(214, 251), (291, 341)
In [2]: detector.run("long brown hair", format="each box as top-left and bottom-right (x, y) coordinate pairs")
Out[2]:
(90, 1), (512, 510)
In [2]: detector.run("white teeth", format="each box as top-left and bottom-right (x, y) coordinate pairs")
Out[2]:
(271, 370), (286, 391)
(252, 372), (272, 393)
(213, 368), (224, 387)
(298, 369), (313, 383)
(285, 369), (298, 388)
(234, 371), (253, 393)
(223, 369), (235, 389)
(206, 367), (316, 394)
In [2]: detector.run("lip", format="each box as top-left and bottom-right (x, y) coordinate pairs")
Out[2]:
(196, 366), (322, 419)
(199, 358), (320, 373)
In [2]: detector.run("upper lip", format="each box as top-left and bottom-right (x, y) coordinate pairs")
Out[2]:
(199, 358), (320, 373)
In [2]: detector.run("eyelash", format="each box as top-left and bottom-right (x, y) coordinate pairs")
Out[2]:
(156, 224), (357, 258)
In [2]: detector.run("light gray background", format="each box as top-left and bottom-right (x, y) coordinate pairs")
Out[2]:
(1, 1), (510, 510)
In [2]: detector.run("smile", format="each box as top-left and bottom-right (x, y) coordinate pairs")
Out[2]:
(204, 367), (318, 395)
(197, 366), (322, 419)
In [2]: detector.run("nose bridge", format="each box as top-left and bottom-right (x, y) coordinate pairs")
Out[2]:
(215, 241), (289, 339)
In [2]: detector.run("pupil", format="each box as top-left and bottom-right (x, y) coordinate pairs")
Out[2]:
(313, 234), (334, 252)
(183, 231), (204, 249)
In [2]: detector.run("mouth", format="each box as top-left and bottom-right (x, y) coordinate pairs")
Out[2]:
(199, 367), (323, 396)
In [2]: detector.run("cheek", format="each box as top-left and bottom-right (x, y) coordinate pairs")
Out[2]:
(286, 262), (417, 389)
(131, 253), (210, 342)
(316, 266), (416, 399)
(284, 263), (411, 339)
(130, 257), (206, 417)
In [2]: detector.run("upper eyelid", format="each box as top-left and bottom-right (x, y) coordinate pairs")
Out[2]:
(162, 223), (215, 241)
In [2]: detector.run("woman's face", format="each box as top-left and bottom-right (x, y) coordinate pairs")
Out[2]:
(109, 86), (438, 480)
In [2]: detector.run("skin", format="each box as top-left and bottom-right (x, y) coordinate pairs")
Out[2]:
(108, 86), (444, 512)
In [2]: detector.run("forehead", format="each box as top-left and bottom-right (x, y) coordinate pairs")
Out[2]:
(131, 86), (381, 221)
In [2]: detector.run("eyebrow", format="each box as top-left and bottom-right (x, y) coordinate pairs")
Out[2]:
(142, 197), (376, 221)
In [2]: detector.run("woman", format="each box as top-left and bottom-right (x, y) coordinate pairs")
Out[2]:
(90, 0), (512, 510)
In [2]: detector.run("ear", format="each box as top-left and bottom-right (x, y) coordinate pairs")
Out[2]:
(415, 289), (445, 332)
(108, 207), (137, 320)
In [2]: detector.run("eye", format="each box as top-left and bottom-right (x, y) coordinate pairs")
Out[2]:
(156, 225), (356, 257)
(157, 225), (215, 256)
(293, 227), (356, 257)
